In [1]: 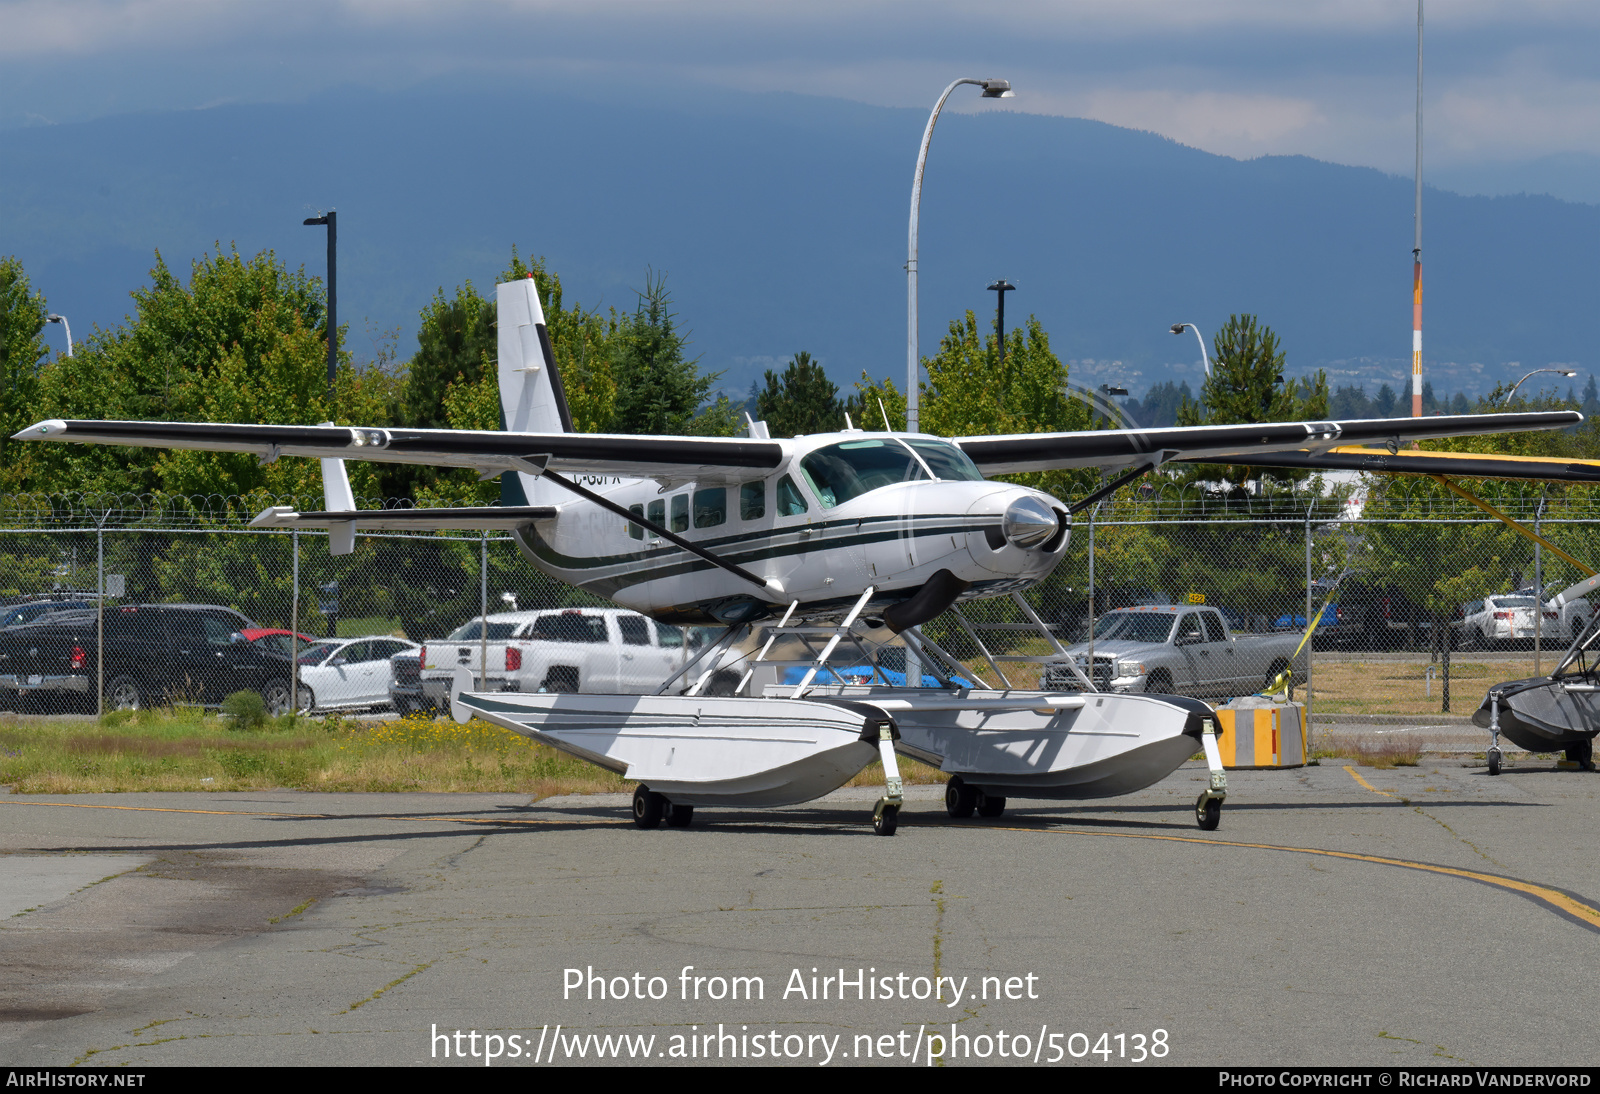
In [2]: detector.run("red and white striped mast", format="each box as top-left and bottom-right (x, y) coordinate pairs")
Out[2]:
(1411, 0), (1424, 417)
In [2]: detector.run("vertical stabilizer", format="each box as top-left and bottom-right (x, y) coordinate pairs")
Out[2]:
(496, 276), (573, 508)
(496, 275), (573, 435)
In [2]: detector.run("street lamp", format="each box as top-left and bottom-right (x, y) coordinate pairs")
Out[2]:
(1170, 323), (1211, 378)
(45, 314), (73, 357)
(303, 211), (337, 409)
(1502, 368), (1577, 406)
(987, 279), (1016, 365)
(907, 77), (1014, 433)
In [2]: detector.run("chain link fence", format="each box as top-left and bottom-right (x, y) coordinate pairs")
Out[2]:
(0, 487), (1592, 733)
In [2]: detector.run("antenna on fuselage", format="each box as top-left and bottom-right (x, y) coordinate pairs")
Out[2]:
(877, 398), (892, 432)
(844, 412), (854, 430)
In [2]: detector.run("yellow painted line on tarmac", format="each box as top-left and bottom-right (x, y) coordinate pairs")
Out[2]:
(979, 822), (1600, 935)
(1344, 765), (1397, 797)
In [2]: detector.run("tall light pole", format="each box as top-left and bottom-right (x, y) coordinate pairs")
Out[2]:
(987, 279), (1016, 365)
(1502, 368), (1577, 406)
(907, 78), (1013, 433)
(1412, 0), (1424, 417)
(45, 314), (73, 357)
(304, 210), (337, 410)
(1170, 322), (1211, 378)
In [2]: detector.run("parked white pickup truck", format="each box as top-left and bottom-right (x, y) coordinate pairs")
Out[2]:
(418, 608), (709, 703)
(1041, 605), (1307, 697)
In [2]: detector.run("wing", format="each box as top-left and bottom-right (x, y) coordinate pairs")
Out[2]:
(1198, 445), (1600, 483)
(954, 412), (1583, 476)
(13, 420), (784, 482)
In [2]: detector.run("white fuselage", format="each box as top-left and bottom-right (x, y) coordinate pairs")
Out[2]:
(510, 431), (1073, 625)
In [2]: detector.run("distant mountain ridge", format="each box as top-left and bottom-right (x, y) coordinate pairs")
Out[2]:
(1, 81), (1592, 402)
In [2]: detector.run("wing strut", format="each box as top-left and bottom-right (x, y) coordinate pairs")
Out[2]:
(1067, 453), (1176, 515)
(534, 465), (778, 594)
(1429, 476), (1596, 578)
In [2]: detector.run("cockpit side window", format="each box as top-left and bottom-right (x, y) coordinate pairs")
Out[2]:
(776, 474), (808, 516)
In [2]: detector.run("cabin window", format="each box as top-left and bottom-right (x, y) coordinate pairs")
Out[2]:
(628, 503), (644, 540)
(740, 481), (765, 520)
(907, 439), (984, 482)
(619, 615), (651, 646)
(777, 474), (809, 516)
(799, 438), (926, 509)
(694, 487), (726, 528)
(647, 499), (665, 529)
(670, 493), (689, 533)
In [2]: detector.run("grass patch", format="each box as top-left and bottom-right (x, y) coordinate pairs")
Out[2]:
(1307, 658), (1537, 716)
(1321, 735), (1424, 769)
(0, 707), (632, 795)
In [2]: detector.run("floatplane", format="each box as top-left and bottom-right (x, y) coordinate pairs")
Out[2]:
(18, 276), (1597, 834)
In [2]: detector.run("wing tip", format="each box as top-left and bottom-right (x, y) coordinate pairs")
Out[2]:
(13, 419), (67, 442)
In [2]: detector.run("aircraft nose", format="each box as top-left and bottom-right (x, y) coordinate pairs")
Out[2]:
(1002, 495), (1060, 549)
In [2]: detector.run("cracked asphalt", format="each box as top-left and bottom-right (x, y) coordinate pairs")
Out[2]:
(1, 756), (1596, 1067)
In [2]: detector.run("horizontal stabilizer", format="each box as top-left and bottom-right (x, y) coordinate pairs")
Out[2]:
(1205, 445), (1600, 484)
(250, 505), (558, 532)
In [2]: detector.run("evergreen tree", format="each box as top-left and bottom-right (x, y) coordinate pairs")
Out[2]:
(755, 351), (844, 437)
(608, 271), (736, 437)
(1373, 383), (1399, 417)
(1582, 375), (1599, 419)
(1124, 380), (1192, 428)
(1330, 383), (1371, 419)
(1175, 314), (1328, 489)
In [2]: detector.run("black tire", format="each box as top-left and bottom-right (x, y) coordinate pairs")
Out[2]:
(704, 671), (740, 697)
(874, 804), (899, 836)
(1196, 794), (1221, 831)
(261, 679), (293, 717)
(544, 671), (579, 694)
(632, 786), (664, 829)
(944, 776), (976, 819)
(105, 675), (143, 712)
(975, 790), (1006, 818)
(1146, 670), (1172, 696)
(296, 684), (316, 713)
(1488, 750), (1502, 777)
(665, 802), (694, 828)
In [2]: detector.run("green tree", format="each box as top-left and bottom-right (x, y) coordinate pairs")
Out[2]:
(1176, 314), (1329, 490)
(5, 246), (392, 502)
(755, 351), (844, 436)
(0, 257), (50, 471)
(607, 271), (736, 437)
(845, 373), (906, 432)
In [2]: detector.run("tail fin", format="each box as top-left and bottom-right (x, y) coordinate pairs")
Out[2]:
(496, 275), (573, 508)
(496, 275), (573, 435)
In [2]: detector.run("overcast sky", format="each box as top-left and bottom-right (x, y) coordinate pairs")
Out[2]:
(3, 0), (1596, 196)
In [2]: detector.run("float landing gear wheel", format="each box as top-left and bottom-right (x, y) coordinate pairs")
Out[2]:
(1487, 749), (1503, 777)
(1564, 739), (1595, 772)
(632, 786), (665, 829)
(1195, 793), (1222, 831)
(873, 804), (899, 836)
(665, 802), (694, 828)
(945, 776), (976, 818)
(975, 790), (1006, 818)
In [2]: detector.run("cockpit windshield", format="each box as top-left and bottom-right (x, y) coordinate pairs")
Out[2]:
(797, 437), (986, 509)
(906, 439), (984, 482)
(800, 439), (925, 508)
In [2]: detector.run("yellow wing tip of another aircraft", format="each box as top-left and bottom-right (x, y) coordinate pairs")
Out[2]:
(1329, 445), (1600, 469)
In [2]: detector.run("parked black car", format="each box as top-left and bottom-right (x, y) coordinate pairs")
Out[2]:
(0, 603), (294, 714)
